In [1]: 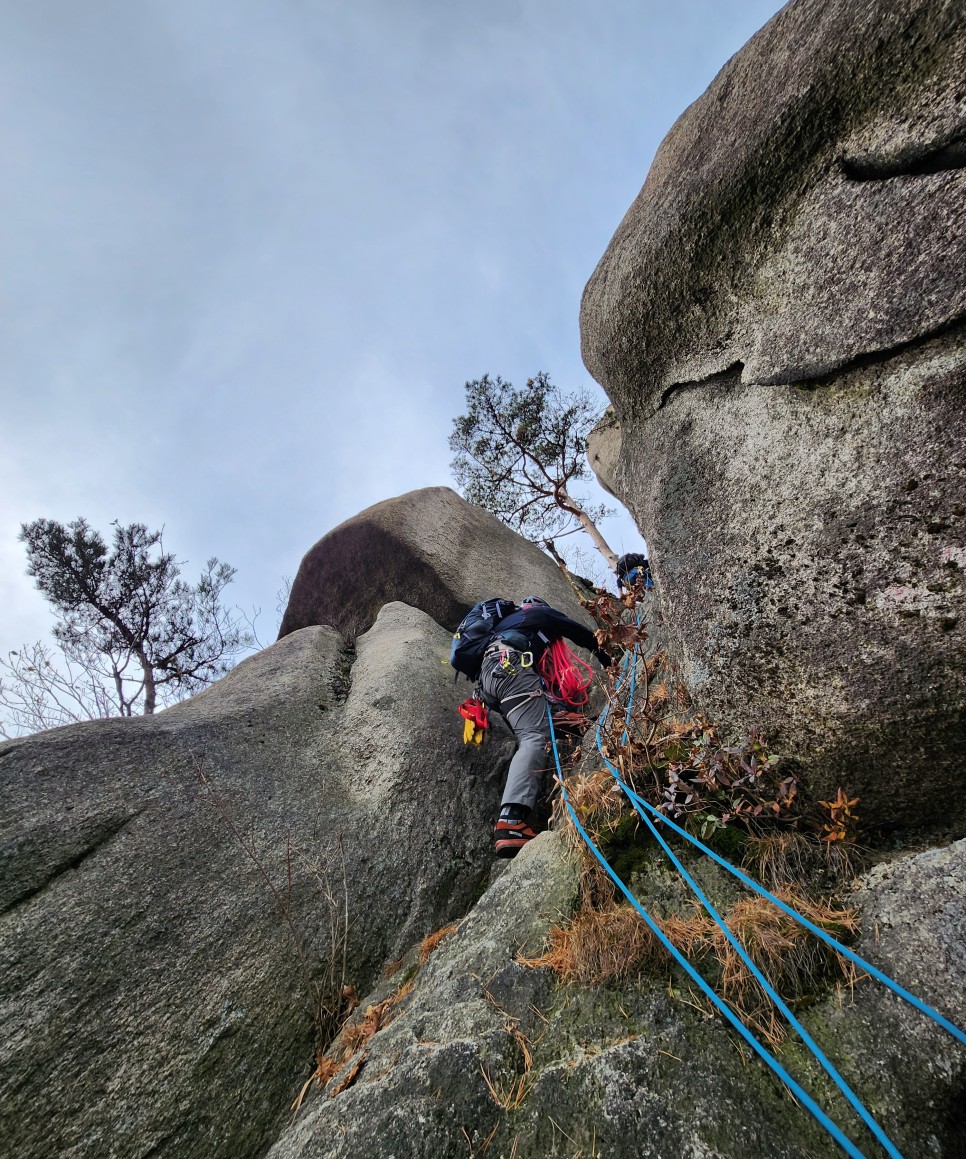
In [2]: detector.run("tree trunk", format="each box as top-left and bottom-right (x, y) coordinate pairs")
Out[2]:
(544, 540), (597, 606)
(137, 651), (157, 715)
(558, 489), (619, 571)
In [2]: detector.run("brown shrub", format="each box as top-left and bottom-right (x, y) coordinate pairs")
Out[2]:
(553, 768), (628, 851)
(519, 903), (659, 985)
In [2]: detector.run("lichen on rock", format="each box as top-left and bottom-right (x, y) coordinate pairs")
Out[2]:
(580, 0), (966, 834)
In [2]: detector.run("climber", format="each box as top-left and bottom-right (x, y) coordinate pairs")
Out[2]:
(479, 596), (612, 858)
(616, 552), (652, 594)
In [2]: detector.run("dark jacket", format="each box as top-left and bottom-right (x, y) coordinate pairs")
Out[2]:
(492, 605), (606, 665)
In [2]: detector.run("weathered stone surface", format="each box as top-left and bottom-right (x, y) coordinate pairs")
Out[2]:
(586, 405), (622, 499)
(802, 838), (966, 1153)
(582, 0), (966, 401)
(0, 604), (512, 1159)
(580, 0), (966, 832)
(278, 487), (590, 640)
(266, 833), (582, 1159)
(269, 833), (966, 1159)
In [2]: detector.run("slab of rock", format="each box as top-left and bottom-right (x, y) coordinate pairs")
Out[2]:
(0, 604), (511, 1159)
(803, 838), (966, 1153)
(268, 834), (966, 1159)
(579, 0), (966, 832)
(278, 487), (591, 640)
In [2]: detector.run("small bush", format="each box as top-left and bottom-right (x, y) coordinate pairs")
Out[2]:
(520, 903), (660, 985)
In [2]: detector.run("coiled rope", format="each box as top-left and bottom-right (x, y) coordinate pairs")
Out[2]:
(539, 637), (594, 707)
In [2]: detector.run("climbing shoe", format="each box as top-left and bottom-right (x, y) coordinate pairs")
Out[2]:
(494, 819), (538, 859)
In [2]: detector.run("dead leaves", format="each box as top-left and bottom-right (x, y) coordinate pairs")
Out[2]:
(291, 996), (396, 1113)
(292, 920), (461, 1115)
(330, 1051), (368, 1096)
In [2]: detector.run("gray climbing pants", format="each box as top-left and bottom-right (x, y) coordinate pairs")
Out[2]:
(479, 649), (551, 809)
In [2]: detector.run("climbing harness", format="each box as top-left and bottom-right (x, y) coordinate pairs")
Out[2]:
(458, 697), (489, 745)
(497, 648), (533, 676)
(499, 686), (546, 723)
(543, 624), (966, 1159)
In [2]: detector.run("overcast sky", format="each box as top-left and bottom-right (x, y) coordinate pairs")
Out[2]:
(1, 0), (786, 650)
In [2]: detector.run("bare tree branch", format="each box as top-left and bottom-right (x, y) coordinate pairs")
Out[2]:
(449, 372), (618, 569)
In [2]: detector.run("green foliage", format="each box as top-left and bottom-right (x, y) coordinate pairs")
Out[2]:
(658, 725), (797, 834)
(600, 812), (654, 883)
(449, 372), (614, 548)
(3, 517), (252, 728)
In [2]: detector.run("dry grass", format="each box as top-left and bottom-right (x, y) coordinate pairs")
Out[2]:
(292, 973), (418, 1112)
(419, 922), (458, 963)
(647, 678), (669, 710)
(741, 832), (864, 892)
(480, 1065), (535, 1111)
(330, 1051), (368, 1095)
(728, 892), (858, 985)
(741, 832), (818, 890)
(520, 889), (859, 1048)
(819, 839), (864, 884)
(340, 998), (392, 1053)
(663, 891), (860, 1047)
(508, 1024), (534, 1072)
(461, 1122), (501, 1157)
(477, 991), (538, 1114)
(295, 921), (459, 1113)
(552, 768), (629, 853)
(519, 902), (660, 985)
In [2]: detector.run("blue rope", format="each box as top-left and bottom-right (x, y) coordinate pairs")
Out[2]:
(596, 665), (902, 1158)
(602, 645), (966, 1049)
(547, 704), (870, 1159)
(544, 622), (965, 1156)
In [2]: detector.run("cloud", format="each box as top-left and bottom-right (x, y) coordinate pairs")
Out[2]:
(0, 0), (787, 652)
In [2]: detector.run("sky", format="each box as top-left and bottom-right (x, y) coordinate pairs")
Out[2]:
(1, 0), (787, 651)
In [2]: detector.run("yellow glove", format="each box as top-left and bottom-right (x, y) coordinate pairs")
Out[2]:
(463, 717), (484, 745)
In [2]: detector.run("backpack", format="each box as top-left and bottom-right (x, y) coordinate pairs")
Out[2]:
(450, 598), (517, 679)
(616, 552), (652, 590)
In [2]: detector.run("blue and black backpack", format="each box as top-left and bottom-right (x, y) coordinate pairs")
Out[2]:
(450, 597), (517, 680)
(616, 553), (653, 592)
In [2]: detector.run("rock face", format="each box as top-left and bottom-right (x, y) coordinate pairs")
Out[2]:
(268, 834), (966, 1159)
(7, 6), (966, 1154)
(579, 0), (966, 833)
(586, 405), (622, 499)
(278, 487), (590, 640)
(0, 604), (512, 1159)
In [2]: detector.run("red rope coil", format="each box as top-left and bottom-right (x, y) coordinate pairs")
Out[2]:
(538, 637), (594, 707)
